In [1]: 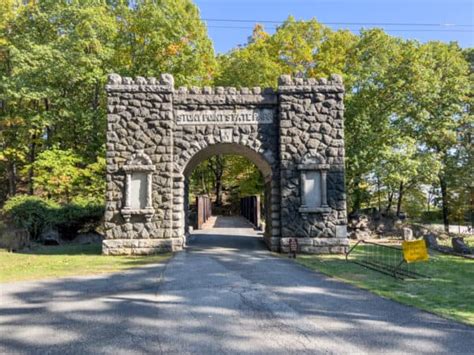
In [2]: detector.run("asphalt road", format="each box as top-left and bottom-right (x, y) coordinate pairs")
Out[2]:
(1, 216), (473, 354)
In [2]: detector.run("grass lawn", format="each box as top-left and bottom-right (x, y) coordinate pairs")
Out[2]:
(296, 247), (474, 325)
(0, 243), (171, 283)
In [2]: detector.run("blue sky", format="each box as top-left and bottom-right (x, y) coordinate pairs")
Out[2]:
(194, 0), (474, 53)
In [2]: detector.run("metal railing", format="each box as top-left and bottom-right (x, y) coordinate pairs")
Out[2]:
(346, 240), (429, 280)
(196, 195), (212, 230)
(240, 195), (260, 229)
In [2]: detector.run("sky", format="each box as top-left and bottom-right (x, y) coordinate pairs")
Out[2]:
(194, 0), (474, 53)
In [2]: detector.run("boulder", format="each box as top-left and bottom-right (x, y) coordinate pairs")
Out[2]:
(75, 232), (103, 245)
(349, 229), (371, 240)
(348, 213), (373, 239)
(0, 228), (30, 251)
(452, 237), (472, 254)
(423, 234), (439, 249)
(40, 228), (60, 245)
(402, 227), (414, 241)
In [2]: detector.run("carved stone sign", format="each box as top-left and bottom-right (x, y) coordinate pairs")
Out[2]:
(176, 109), (274, 125)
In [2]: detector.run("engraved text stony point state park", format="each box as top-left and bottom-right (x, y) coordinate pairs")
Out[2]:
(176, 109), (274, 125)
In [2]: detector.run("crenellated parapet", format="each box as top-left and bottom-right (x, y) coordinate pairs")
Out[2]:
(106, 73), (174, 92)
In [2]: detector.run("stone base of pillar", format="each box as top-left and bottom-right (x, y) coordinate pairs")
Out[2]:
(280, 237), (349, 254)
(102, 237), (184, 255)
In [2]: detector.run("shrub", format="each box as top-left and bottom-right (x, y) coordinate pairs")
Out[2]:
(2, 195), (58, 240)
(32, 148), (83, 203)
(419, 210), (443, 223)
(2, 195), (104, 241)
(54, 201), (104, 240)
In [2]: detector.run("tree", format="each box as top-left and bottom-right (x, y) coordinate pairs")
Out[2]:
(0, 0), (217, 206)
(344, 30), (407, 212)
(31, 147), (82, 203)
(113, 0), (217, 86)
(216, 17), (356, 88)
(207, 155), (225, 206)
(400, 42), (470, 230)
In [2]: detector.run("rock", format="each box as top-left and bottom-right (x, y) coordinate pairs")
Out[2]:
(278, 75), (293, 86)
(330, 74), (343, 84)
(108, 73), (122, 85)
(160, 73), (174, 87)
(423, 234), (439, 249)
(452, 237), (472, 254)
(40, 228), (60, 246)
(403, 227), (414, 241)
(0, 227), (30, 251)
(135, 76), (147, 85)
(75, 233), (103, 245)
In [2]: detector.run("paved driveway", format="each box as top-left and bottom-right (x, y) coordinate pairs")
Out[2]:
(1, 216), (473, 354)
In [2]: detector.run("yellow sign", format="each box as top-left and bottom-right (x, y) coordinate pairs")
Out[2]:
(402, 240), (429, 263)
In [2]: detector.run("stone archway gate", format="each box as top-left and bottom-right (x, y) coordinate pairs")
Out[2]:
(104, 73), (348, 255)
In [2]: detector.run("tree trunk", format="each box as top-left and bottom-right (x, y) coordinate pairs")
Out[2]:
(28, 133), (37, 195)
(209, 155), (225, 206)
(377, 175), (381, 212)
(215, 179), (222, 206)
(215, 156), (224, 206)
(44, 98), (52, 147)
(385, 191), (394, 213)
(7, 161), (16, 196)
(200, 172), (206, 193)
(351, 177), (362, 213)
(396, 181), (404, 217)
(439, 173), (450, 233)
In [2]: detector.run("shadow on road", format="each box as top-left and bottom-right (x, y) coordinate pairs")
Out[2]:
(1, 216), (473, 354)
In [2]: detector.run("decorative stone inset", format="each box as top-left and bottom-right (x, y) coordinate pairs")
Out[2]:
(298, 163), (331, 214)
(220, 128), (233, 143)
(121, 151), (155, 222)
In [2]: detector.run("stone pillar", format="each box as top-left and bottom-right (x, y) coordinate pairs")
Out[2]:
(277, 75), (348, 254)
(103, 74), (177, 255)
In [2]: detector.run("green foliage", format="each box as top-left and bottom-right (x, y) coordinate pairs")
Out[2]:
(31, 147), (82, 202)
(420, 210), (443, 223)
(54, 201), (104, 240)
(216, 17), (356, 88)
(189, 154), (264, 210)
(2, 195), (104, 240)
(0, 0), (215, 204)
(31, 147), (106, 204)
(216, 18), (471, 226)
(73, 157), (106, 204)
(114, 0), (217, 85)
(2, 195), (58, 239)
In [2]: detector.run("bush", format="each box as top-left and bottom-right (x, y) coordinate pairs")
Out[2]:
(55, 201), (104, 240)
(2, 195), (104, 241)
(419, 210), (443, 223)
(2, 195), (58, 240)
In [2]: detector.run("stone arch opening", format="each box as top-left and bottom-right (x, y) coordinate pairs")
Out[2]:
(181, 143), (275, 249)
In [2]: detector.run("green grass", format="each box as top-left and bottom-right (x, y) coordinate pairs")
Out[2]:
(296, 247), (474, 325)
(0, 243), (171, 283)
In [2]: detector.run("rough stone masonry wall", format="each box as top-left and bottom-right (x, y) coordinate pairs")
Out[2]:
(278, 74), (348, 253)
(171, 86), (281, 251)
(103, 73), (348, 255)
(103, 74), (180, 255)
